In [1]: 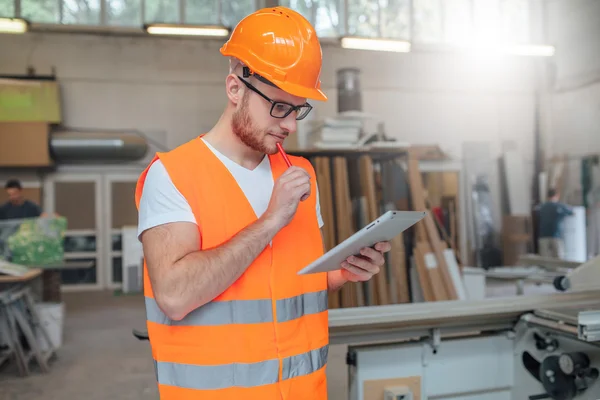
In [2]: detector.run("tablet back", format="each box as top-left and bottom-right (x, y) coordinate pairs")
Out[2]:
(297, 210), (426, 275)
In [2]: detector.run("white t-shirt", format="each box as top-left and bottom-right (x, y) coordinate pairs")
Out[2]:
(137, 138), (323, 239)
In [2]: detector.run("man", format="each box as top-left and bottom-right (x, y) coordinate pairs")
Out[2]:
(536, 188), (574, 259)
(134, 6), (391, 399)
(0, 179), (42, 220)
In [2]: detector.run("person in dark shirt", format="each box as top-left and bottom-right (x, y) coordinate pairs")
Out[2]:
(0, 179), (42, 220)
(535, 188), (574, 259)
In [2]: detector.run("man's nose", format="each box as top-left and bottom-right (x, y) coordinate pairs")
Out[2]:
(279, 113), (297, 134)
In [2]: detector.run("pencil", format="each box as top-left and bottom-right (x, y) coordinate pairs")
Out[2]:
(276, 142), (292, 167)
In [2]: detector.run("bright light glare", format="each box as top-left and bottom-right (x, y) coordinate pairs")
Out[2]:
(504, 44), (555, 57)
(340, 37), (411, 53)
(455, 42), (555, 57)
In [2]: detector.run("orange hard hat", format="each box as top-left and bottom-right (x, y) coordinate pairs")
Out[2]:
(220, 6), (328, 102)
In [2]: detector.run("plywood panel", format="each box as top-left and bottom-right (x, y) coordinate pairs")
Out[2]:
(0, 122), (52, 167)
(359, 156), (388, 306)
(55, 181), (96, 230)
(407, 154), (457, 300)
(111, 181), (138, 228)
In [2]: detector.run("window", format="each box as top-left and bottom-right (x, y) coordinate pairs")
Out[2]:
(442, 0), (472, 44)
(500, 0), (530, 44)
(106, 0), (141, 26)
(313, 0), (342, 37)
(185, 0), (219, 24)
(63, 0), (101, 25)
(1, 0), (537, 49)
(380, 0), (410, 39)
(145, 0), (179, 24)
(21, 0), (60, 24)
(0, 0), (14, 17)
(280, 0), (342, 38)
(347, 0), (379, 37)
(220, 0), (255, 29)
(413, 0), (443, 43)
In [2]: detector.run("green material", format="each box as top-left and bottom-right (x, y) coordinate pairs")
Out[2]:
(0, 217), (67, 266)
(0, 80), (62, 123)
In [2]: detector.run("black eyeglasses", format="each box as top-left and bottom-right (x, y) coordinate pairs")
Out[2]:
(237, 76), (313, 120)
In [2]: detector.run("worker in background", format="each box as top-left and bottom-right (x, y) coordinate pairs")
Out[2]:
(134, 6), (391, 400)
(0, 179), (42, 220)
(536, 188), (574, 259)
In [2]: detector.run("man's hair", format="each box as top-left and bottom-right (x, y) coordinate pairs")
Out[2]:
(5, 179), (22, 190)
(547, 188), (557, 198)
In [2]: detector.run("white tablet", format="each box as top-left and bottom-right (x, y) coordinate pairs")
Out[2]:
(297, 210), (426, 275)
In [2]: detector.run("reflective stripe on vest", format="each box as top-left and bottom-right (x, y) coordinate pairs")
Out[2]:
(145, 290), (328, 326)
(155, 345), (328, 390)
(146, 290), (329, 390)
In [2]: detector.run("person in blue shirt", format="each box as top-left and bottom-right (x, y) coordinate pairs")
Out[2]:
(0, 179), (42, 221)
(535, 188), (574, 259)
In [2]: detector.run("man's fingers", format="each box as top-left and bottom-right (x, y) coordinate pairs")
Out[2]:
(359, 247), (385, 265)
(341, 261), (372, 280)
(346, 255), (380, 274)
(280, 166), (310, 181)
(374, 241), (392, 252)
(295, 183), (311, 201)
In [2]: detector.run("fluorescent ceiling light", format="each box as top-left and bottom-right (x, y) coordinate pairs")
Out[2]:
(0, 18), (28, 34)
(341, 37), (411, 53)
(145, 24), (229, 37)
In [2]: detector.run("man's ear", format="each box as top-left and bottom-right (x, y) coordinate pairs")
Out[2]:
(225, 74), (243, 105)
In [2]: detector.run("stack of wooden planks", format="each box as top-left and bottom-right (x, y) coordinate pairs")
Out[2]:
(303, 146), (464, 308)
(407, 151), (464, 302)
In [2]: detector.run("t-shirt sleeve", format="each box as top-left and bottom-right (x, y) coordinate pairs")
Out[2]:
(315, 181), (324, 228)
(137, 159), (197, 239)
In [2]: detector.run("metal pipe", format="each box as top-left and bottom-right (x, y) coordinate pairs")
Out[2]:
(50, 130), (149, 162)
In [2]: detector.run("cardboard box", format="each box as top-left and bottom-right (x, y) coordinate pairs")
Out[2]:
(0, 122), (54, 167)
(0, 78), (61, 123)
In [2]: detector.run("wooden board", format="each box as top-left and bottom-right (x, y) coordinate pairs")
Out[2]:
(0, 268), (42, 283)
(407, 153), (458, 300)
(313, 157), (340, 309)
(416, 241), (449, 301)
(364, 376), (421, 400)
(413, 244), (435, 302)
(314, 157), (336, 251)
(0, 122), (53, 167)
(359, 155), (388, 306)
(333, 157), (357, 308)
(389, 234), (409, 303)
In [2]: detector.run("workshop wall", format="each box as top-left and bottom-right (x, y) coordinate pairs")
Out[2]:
(0, 30), (541, 228)
(0, 32), (537, 160)
(547, 0), (600, 157)
(545, 0), (600, 200)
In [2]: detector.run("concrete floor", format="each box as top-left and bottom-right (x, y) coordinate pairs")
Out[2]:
(0, 281), (552, 400)
(0, 291), (349, 400)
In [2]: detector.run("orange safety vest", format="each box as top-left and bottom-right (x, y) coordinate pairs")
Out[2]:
(134, 136), (329, 400)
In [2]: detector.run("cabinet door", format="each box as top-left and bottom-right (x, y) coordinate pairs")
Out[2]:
(44, 174), (104, 290)
(104, 174), (140, 288)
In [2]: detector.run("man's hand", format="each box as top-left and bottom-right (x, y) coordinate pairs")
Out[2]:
(339, 242), (392, 282)
(263, 166), (311, 231)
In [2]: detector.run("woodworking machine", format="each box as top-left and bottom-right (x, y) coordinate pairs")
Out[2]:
(328, 256), (600, 400)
